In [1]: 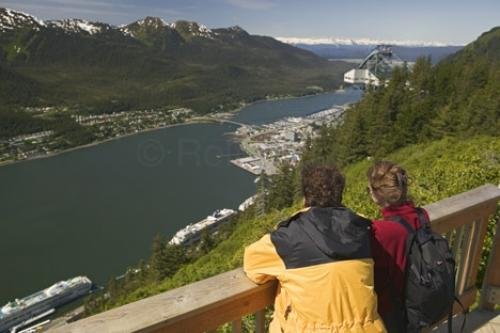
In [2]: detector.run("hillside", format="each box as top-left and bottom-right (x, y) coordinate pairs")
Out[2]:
(84, 136), (500, 316)
(0, 8), (349, 115)
(81, 25), (500, 322)
(306, 26), (500, 165)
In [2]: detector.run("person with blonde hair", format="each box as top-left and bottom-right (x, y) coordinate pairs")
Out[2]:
(367, 161), (430, 333)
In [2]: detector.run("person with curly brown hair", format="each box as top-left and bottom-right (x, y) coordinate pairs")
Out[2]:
(244, 164), (386, 333)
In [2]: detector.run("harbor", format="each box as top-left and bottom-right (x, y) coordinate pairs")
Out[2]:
(230, 104), (349, 175)
(0, 88), (362, 320)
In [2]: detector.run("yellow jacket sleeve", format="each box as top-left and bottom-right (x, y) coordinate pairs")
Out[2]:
(243, 234), (285, 284)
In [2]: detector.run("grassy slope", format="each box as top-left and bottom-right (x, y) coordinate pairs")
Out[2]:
(106, 135), (499, 308)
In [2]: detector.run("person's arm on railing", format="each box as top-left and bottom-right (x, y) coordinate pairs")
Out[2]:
(244, 234), (284, 284)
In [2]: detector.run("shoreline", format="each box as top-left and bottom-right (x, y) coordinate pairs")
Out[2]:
(0, 87), (355, 317)
(0, 118), (218, 168)
(224, 88), (350, 115)
(0, 88), (352, 168)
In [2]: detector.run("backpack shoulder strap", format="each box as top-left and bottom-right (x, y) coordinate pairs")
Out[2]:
(448, 295), (468, 333)
(415, 207), (431, 230)
(387, 215), (415, 235)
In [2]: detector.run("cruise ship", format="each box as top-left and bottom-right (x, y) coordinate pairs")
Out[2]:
(169, 209), (236, 245)
(238, 195), (256, 212)
(0, 276), (92, 333)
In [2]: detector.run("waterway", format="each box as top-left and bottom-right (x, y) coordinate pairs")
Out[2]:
(232, 88), (362, 125)
(0, 88), (362, 304)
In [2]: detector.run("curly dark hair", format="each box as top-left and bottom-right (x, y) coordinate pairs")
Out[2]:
(301, 164), (345, 207)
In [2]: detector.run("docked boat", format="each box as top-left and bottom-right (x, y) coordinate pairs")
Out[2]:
(0, 276), (92, 333)
(169, 208), (236, 245)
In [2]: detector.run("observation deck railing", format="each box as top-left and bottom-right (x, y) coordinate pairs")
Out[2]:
(49, 184), (500, 333)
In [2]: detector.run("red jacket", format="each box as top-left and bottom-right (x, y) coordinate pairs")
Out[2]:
(371, 202), (428, 316)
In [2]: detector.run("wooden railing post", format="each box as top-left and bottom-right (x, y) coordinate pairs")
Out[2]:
(455, 222), (474, 294)
(464, 211), (494, 291)
(255, 310), (266, 333)
(231, 318), (242, 333)
(480, 212), (500, 310)
(46, 185), (500, 333)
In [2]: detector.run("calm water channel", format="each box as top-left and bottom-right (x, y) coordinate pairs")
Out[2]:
(0, 88), (362, 304)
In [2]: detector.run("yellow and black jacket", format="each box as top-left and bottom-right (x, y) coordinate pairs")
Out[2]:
(244, 207), (386, 333)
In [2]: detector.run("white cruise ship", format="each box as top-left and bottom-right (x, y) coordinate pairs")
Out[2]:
(169, 209), (236, 245)
(0, 276), (92, 333)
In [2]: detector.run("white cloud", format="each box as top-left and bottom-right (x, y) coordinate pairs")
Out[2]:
(1, 0), (133, 16)
(0, 0), (182, 23)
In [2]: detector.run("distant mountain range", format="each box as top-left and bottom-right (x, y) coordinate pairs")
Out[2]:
(275, 37), (456, 47)
(276, 37), (464, 63)
(0, 8), (350, 114)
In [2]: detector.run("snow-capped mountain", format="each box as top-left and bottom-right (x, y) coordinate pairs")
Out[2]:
(275, 36), (455, 47)
(0, 8), (341, 118)
(120, 16), (174, 37)
(0, 8), (215, 40)
(137, 17), (174, 28)
(47, 19), (111, 35)
(170, 20), (214, 38)
(0, 7), (45, 31)
(0, 7), (109, 35)
(123, 16), (175, 32)
(275, 36), (463, 63)
(119, 16), (215, 42)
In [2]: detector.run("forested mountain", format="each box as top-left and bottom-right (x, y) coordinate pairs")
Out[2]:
(303, 26), (500, 166)
(0, 8), (349, 114)
(83, 26), (500, 321)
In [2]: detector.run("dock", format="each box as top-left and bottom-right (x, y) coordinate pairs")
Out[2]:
(230, 156), (277, 175)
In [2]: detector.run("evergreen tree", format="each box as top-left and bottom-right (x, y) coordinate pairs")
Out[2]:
(150, 234), (188, 281)
(163, 244), (188, 277)
(268, 163), (296, 210)
(199, 229), (214, 254)
(150, 234), (169, 281)
(106, 277), (118, 298)
(137, 259), (148, 283)
(255, 172), (270, 216)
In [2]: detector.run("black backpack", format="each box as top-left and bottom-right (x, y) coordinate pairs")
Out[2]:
(389, 208), (461, 333)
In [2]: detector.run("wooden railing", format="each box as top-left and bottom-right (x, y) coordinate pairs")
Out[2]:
(49, 184), (500, 333)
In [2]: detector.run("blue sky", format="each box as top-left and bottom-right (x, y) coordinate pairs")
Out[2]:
(1, 0), (499, 45)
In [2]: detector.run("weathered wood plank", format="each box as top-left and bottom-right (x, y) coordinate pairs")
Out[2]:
(451, 224), (464, 262)
(255, 310), (266, 333)
(49, 269), (276, 333)
(481, 213), (500, 310)
(47, 184), (500, 333)
(425, 184), (500, 234)
(465, 206), (496, 290)
(231, 318), (242, 333)
(456, 221), (474, 294)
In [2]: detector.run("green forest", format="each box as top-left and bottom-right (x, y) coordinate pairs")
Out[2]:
(303, 27), (500, 166)
(0, 10), (349, 142)
(83, 26), (500, 329)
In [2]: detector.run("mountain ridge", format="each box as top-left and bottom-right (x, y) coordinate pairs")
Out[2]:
(0, 6), (350, 145)
(276, 36), (462, 47)
(1, 8), (238, 41)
